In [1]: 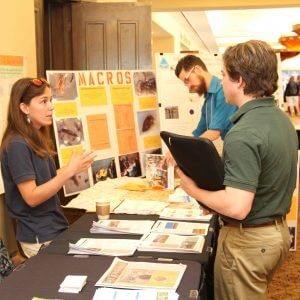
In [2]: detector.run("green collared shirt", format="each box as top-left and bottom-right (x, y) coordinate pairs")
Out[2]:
(222, 97), (298, 224)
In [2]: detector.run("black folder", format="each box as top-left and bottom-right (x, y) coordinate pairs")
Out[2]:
(160, 131), (224, 191)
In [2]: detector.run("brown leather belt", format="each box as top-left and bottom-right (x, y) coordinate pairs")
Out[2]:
(222, 216), (286, 228)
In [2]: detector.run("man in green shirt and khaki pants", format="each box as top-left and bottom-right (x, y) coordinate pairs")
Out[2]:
(177, 40), (298, 299)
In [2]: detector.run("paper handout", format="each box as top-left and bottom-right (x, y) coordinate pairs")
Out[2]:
(68, 238), (139, 256)
(90, 219), (155, 235)
(95, 257), (186, 291)
(138, 233), (205, 253)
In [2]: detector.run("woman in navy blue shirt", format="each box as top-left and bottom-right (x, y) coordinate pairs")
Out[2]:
(0, 78), (96, 257)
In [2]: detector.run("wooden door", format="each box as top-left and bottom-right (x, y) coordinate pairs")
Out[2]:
(71, 2), (151, 70)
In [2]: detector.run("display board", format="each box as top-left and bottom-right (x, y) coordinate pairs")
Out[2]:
(0, 55), (25, 194)
(46, 70), (161, 196)
(155, 52), (223, 153)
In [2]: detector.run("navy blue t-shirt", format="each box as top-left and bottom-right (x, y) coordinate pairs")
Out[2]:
(1, 137), (68, 243)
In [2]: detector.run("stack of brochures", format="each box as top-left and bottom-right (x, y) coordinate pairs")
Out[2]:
(151, 220), (209, 236)
(160, 207), (213, 222)
(138, 233), (205, 253)
(58, 275), (87, 293)
(68, 238), (139, 256)
(95, 257), (186, 291)
(113, 199), (168, 215)
(93, 287), (179, 300)
(90, 219), (155, 235)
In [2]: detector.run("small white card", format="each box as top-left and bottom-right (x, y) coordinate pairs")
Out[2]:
(59, 275), (87, 293)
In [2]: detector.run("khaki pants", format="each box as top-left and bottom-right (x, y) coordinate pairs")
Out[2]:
(214, 220), (290, 300)
(20, 240), (51, 258)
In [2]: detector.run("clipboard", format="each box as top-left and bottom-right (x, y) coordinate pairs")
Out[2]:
(160, 131), (224, 191)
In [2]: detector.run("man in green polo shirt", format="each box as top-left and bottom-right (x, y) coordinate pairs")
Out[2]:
(177, 40), (298, 299)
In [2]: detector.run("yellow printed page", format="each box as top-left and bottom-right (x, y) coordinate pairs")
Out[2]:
(110, 85), (134, 105)
(143, 135), (161, 149)
(54, 102), (78, 118)
(60, 145), (84, 166)
(138, 96), (158, 110)
(79, 86), (107, 106)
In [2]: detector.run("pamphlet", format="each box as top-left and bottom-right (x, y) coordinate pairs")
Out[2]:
(113, 199), (168, 215)
(160, 207), (213, 222)
(95, 257), (186, 291)
(145, 154), (174, 190)
(138, 233), (205, 253)
(90, 219), (155, 235)
(93, 287), (179, 300)
(152, 220), (209, 236)
(68, 238), (139, 256)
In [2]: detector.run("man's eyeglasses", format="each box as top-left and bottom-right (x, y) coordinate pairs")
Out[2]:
(30, 78), (49, 87)
(183, 66), (195, 84)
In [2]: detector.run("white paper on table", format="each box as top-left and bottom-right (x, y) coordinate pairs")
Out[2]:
(113, 199), (168, 215)
(90, 219), (155, 235)
(93, 287), (179, 300)
(68, 238), (139, 256)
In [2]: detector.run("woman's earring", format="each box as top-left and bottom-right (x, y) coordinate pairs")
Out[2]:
(26, 115), (31, 124)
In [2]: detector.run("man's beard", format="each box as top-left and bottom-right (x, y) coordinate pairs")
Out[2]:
(189, 75), (206, 96)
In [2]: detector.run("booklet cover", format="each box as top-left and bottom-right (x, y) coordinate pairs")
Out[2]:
(138, 233), (205, 253)
(95, 257), (186, 291)
(145, 154), (174, 190)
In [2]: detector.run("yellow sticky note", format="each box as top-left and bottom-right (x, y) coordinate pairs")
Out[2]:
(110, 85), (134, 105)
(138, 96), (158, 110)
(54, 102), (78, 118)
(79, 86), (107, 106)
(60, 145), (84, 166)
(143, 135), (161, 149)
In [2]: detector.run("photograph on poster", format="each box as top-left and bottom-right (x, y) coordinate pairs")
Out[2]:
(289, 226), (296, 250)
(92, 158), (117, 184)
(56, 117), (84, 146)
(119, 152), (142, 177)
(165, 106), (179, 119)
(48, 72), (78, 100)
(133, 71), (156, 96)
(137, 110), (159, 135)
(64, 170), (90, 195)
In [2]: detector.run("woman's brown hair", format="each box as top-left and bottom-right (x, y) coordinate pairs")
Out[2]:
(0, 77), (55, 158)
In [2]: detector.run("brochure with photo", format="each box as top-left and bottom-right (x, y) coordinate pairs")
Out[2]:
(138, 233), (205, 253)
(95, 257), (186, 291)
(145, 154), (174, 190)
(160, 207), (213, 222)
(152, 220), (209, 236)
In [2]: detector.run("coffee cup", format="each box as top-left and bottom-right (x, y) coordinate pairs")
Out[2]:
(96, 199), (110, 220)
